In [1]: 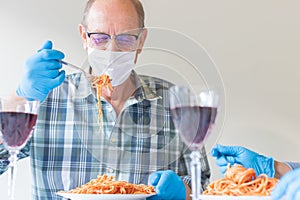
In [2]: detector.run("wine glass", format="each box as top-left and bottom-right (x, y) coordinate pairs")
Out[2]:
(0, 95), (40, 200)
(169, 85), (218, 200)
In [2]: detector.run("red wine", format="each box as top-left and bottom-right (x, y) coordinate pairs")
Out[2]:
(171, 106), (217, 150)
(0, 112), (38, 148)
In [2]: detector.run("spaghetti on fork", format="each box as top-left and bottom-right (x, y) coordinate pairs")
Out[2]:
(91, 74), (113, 129)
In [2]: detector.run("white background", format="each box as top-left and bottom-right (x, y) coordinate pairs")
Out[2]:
(1, 0), (300, 199)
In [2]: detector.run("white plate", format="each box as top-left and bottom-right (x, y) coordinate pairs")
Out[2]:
(198, 195), (272, 200)
(56, 192), (155, 200)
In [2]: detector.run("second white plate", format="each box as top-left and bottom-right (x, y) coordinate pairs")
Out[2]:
(198, 195), (272, 200)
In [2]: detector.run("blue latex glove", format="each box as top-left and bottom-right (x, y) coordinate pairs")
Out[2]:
(16, 40), (65, 102)
(271, 167), (300, 200)
(147, 170), (186, 200)
(211, 144), (275, 177)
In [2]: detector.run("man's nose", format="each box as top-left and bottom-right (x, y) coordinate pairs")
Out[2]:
(106, 38), (120, 51)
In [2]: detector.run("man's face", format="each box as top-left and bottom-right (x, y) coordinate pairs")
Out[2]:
(79, 0), (146, 53)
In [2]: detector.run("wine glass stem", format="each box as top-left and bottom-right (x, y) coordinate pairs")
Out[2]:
(190, 150), (202, 200)
(8, 150), (18, 200)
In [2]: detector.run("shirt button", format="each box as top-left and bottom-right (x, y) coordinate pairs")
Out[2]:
(108, 168), (114, 173)
(107, 107), (113, 112)
(111, 138), (117, 143)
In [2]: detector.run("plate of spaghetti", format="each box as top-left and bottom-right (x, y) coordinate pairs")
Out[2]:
(200, 164), (279, 199)
(57, 175), (156, 200)
(56, 193), (155, 200)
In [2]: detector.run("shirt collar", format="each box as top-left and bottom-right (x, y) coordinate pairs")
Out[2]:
(69, 68), (162, 102)
(131, 70), (162, 102)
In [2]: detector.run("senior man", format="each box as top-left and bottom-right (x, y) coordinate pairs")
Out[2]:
(0, 0), (211, 199)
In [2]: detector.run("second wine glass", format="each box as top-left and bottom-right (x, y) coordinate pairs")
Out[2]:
(169, 85), (218, 200)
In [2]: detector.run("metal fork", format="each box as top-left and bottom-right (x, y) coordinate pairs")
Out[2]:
(59, 60), (95, 81)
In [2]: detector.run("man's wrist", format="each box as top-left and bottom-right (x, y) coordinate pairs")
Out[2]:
(274, 160), (292, 179)
(183, 181), (192, 200)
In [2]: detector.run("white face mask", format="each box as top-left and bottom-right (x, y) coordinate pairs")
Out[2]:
(87, 48), (136, 86)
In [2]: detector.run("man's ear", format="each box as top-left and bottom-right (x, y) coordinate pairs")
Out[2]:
(134, 28), (148, 63)
(137, 28), (148, 54)
(79, 24), (88, 51)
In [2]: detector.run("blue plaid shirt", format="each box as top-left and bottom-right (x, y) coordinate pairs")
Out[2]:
(0, 71), (210, 199)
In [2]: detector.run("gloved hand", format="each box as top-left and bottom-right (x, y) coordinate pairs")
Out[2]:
(16, 40), (65, 102)
(211, 144), (275, 177)
(147, 170), (186, 200)
(271, 167), (300, 200)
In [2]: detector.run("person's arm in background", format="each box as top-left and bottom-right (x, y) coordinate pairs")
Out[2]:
(273, 161), (300, 179)
(211, 144), (300, 199)
(211, 144), (294, 178)
(285, 161), (300, 170)
(274, 160), (293, 179)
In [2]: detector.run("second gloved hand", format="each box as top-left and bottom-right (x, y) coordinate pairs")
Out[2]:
(211, 144), (275, 177)
(16, 40), (65, 102)
(147, 170), (186, 200)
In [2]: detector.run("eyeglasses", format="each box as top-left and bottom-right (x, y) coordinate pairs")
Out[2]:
(86, 31), (142, 51)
